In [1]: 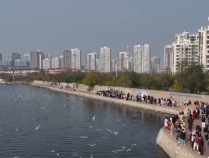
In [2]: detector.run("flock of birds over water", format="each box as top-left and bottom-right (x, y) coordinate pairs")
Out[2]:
(0, 85), (162, 158)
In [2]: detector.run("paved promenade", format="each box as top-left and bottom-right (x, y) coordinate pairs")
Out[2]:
(186, 119), (209, 157)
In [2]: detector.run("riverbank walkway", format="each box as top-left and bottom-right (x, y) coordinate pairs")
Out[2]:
(186, 119), (209, 157)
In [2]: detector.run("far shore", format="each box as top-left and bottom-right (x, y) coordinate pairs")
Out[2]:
(31, 83), (180, 115)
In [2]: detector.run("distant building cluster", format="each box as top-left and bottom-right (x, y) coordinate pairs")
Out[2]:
(1, 23), (209, 74)
(164, 25), (209, 74)
(0, 45), (152, 73)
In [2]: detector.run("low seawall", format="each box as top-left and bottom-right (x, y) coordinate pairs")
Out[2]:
(156, 128), (202, 158)
(31, 83), (179, 115)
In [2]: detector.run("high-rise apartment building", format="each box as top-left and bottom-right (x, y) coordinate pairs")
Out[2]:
(52, 57), (60, 69)
(172, 31), (199, 73)
(164, 45), (173, 71)
(14, 59), (30, 67)
(111, 59), (116, 72)
(39, 52), (46, 69)
(100, 47), (111, 73)
(59, 56), (64, 68)
(198, 26), (209, 71)
(118, 52), (129, 71)
(11, 53), (21, 61)
(43, 58), (51, 70)
(24, 54), (30, 62)
(30, 51), (40, 69)
(129, 57), (134, 71)
(134, 45), (151, 73)
(151, 57), (160, 73)
(86, 52), (96, 71)
(96, 59), (101, 72)
(143, 44), (151, 73)
(134, 45), (142, 73)
(63, 50), (71, 68)
(71, 48), (81, 69)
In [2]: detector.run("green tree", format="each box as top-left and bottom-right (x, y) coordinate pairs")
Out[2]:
(116, 73), (131, 87)
(82, 73), (98, 87)
(172, 80), (181, 92)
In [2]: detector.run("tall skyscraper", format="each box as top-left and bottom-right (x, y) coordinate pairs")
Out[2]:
(86, 52), (96, 71)
(134, 45), (151, 73)
(39, 52), (46, 69)
(118, 52), (129, 71)
(143, 44), (151, 73)
(151, 57), (160, 73)
(100, 47), (111, 73)
(24, 54), (30, 62)
(134, 45), (142, 73)
(30, 51), (40, 69)
(11, 53), (21, 61)
(63, 50), (71, 68)
(59, 56), (64, 68)
(43, 58), (51, 70)
(164, 45), (173, 71)
(52, 57), (60, 69)
(71, 48), (81, 69)
(172, 31), (199, 73)
(111, 59), (116, 72)
(0, 53), (2, 60)
(198, 26), (209, 71)
(96, 59), (101, 72)
(129, 57), (134, 71)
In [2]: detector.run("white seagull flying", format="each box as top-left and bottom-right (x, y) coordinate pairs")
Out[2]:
(35, 125), (40, 130)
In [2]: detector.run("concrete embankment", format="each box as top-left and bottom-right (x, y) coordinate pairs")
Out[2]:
(31, 83), (179, 115)
(156, 128), (203, 158)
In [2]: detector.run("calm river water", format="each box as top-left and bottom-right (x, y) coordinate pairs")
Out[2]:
(0, 84), (169, 158)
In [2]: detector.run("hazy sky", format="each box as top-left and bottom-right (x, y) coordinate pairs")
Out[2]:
(0, 0), (209, 67)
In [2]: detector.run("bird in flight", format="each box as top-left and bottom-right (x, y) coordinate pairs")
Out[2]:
(35, 125), (40, 130)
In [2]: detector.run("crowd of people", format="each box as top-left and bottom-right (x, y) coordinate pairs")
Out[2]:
(96, 89), (177, 107)
(95, 88), (209, 156)
(164, 103), (209, 156)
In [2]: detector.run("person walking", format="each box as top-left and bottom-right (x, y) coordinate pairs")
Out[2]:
(204, 125), (209, 141)
(180, 129), (186, 145)
(193, 110), (197, 119)
(188, 115), (193, 131)
(201, 115), (206, 128)
(193, 135), (199, 151)
(188, 132), (195, 150)
(199, 137), (204, 155)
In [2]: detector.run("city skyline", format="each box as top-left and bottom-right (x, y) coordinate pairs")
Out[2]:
(0, 0), (209, 67)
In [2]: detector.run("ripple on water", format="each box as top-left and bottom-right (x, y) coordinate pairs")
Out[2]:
(0, 85), (169, 158)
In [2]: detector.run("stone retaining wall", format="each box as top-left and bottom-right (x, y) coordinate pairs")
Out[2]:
(156, 128), (203, 158)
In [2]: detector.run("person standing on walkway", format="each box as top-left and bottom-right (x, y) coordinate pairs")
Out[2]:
(204, 125), (209, 141)
(197, 108), (200, 119)
(199, 137), (204, 155)
(193, 135), (199, 151)
(189, 132), (195, 150)
(188, 115), (193, 131)
(180, 129), (186, 145)
(193, 110), (197, 119)
(201, 115), (206, 128)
